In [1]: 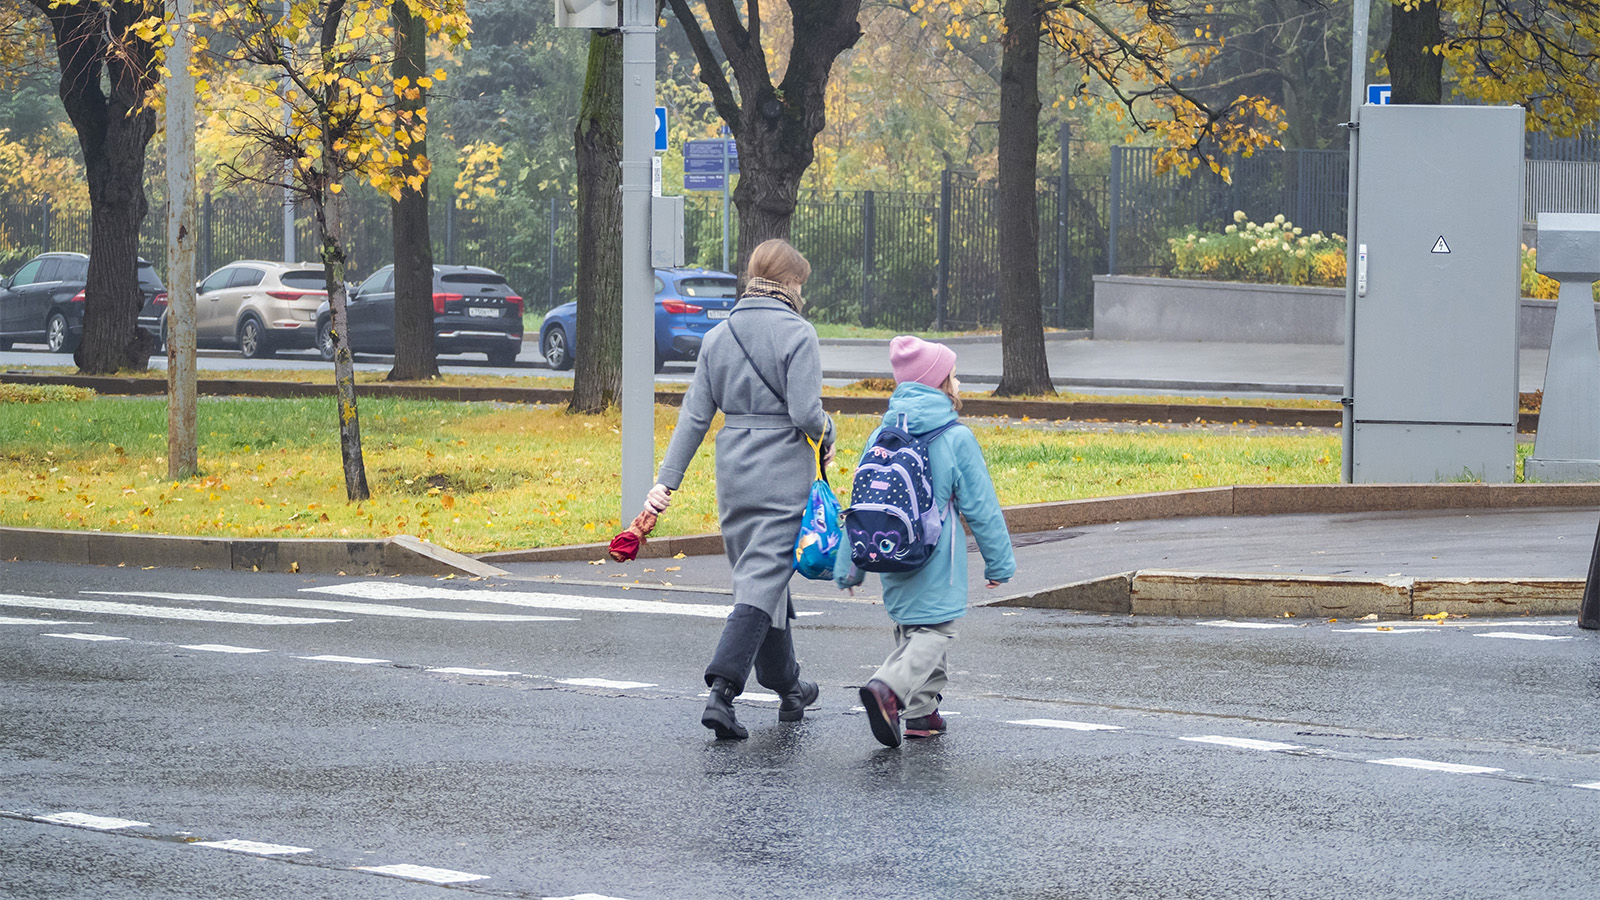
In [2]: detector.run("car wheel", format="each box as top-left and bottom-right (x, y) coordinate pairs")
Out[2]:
(542, 326), (573, 370)
(237, 315), (275, 359)
(487, 348), (518, 367)
(45, 312), (75, 353)
(316, 318), (336, 361)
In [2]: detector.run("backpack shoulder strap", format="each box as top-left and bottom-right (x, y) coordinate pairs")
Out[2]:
(725, 314), (785, 402)
(915, 420), (961, 443)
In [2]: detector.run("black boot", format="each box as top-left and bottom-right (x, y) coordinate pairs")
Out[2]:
(702, 677), (748, 740)
(778, 679), (819, 722)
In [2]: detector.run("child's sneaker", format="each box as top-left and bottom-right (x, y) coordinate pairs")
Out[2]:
(904, 711), (947, 739)
(859, 679), (902, 748)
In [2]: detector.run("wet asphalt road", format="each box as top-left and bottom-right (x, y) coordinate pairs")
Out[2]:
(5, 560), (1600, 899)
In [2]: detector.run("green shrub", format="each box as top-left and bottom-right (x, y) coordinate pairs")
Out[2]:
(1168, 212), (1346, 287)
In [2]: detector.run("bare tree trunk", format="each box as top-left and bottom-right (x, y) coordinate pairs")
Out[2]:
(34, 1), (161, 374)
(1387, 1), (1444, 104)
(993, 0), (1053, 397)
(314, 178), (370, 502)
(666, 0), (862, 277)
(570, 30), (624, 414)
(388, 0), (438, 382)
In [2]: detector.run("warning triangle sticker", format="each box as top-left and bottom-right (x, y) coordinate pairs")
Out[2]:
(1431, 235), (1451, 254)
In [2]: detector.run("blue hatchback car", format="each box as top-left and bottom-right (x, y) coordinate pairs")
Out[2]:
(538, 267), (738, 371)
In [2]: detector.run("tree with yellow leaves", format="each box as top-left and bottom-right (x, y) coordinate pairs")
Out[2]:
(1389, 0), (1600, 137)
(924, 0), (1286, 395)
(200, 0), (470, 501)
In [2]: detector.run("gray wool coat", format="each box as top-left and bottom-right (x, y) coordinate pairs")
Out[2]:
(656, 295), (835, 630)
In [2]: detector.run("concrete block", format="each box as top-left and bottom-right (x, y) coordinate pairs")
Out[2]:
(0, 527), (91, 564)
(986, 573), (1132, 613)
(233, 540), (385, 575)
(387, 535), (508, 577)
(1412, 578), (1583, 617)
(1131, 570), (1412, 619)
(1005, 489), (1234, 532)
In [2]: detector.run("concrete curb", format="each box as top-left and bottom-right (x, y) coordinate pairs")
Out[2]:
(482, 481), (1600, 566)
(984, 570), (1586, 619)
(0, 526), (506, 577)
(815, 330), (1091, 347)
(0, 372), (1392, 429)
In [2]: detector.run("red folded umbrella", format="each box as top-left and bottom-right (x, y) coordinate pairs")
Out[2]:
(608, 508), (659, 562)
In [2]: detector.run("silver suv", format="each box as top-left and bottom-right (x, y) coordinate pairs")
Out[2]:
(191, 260), (329, 358)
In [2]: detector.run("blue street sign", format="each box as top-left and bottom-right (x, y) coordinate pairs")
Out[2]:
(654, 107), (668, 152)
(685, 172), (727, 191)
(1367, 84), (1392, 106)
(685, 156), (740, 174)
(684, 138), (738, 159)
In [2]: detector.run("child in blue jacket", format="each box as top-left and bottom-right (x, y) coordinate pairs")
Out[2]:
(835, 335), (1016, 748)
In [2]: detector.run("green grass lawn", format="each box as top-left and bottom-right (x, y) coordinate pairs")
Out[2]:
(0, 390), (1348, 553)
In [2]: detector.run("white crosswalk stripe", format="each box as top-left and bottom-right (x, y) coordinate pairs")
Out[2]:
(0, 594), (343, 625)
(36, 812), (148, 830)
(86, 591), (576, 623)
(195, 839), (312, 856)
(355, 863), (488, 884)
(44, 633), (127, 642)
(304, 581), (735, 619)
(0, 616), (91, 626)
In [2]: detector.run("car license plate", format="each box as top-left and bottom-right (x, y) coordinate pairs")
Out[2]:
(467, 307), (500, 318)
(707, 309), (731, 319)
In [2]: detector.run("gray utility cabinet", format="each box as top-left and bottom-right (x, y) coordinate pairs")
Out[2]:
(1350, 105), (1524, 483)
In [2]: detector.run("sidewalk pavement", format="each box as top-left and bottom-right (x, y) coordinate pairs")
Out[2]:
(812, 337), (1552, 397)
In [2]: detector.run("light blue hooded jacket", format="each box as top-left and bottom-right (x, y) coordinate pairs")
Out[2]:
(833, 382), (1016, 625)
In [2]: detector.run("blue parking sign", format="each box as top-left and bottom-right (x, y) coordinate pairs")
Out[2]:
(654, 107), (667, 152)
(1367, 84), (1392, 106)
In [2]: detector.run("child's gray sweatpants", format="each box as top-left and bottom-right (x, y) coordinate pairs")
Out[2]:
(871, 620), (958, 718)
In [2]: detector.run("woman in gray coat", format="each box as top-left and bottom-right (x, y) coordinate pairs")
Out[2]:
(645, 239), (835, 740)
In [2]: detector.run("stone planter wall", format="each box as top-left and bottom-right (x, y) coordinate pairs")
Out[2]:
(1093, 275), (1592, 350)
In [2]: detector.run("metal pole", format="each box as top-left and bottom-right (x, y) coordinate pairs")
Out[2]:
(1057, 121), (1071, 328)
(861, 190), (875, 327)
(281, 0), (295, 263)
(720, 133), (730, 273)
(1108, 148), (1121, 276)
(40, 197), (49, 254)
(548, 196), (557, 312)
(1582, 518), (1600, 629)
(1341, 0), (1370, 484)
(619, 0), (658, 521)
(936, 168), (951, 331)
(166, 0), (198, 478)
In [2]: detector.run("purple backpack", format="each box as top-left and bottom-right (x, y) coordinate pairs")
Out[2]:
(843, 414), (957, 573)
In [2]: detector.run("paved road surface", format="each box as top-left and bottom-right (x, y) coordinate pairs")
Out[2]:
(5, 560), (1600, 898)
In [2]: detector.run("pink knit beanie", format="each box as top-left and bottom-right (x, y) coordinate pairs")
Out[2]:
(889, 335), (957, 387)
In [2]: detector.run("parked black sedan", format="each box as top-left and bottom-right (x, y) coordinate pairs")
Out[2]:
(316, 264), (524, 365)
(0, 252), (167, 353)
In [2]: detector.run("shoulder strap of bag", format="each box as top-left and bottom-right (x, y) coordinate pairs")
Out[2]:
(915, 420), (960, 443)
(726, 312), (786, 402)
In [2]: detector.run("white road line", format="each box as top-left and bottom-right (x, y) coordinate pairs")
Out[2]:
(195, 839), (312, 856)
(88, 591), (575, 623)
(545, 894), (636, 900)
(1575, 782), (1600, 791)
(305, 581), (734, 619)
(1201, 621), (1300, 629)
(355, 863), (488, 885)
(180, 644), (269, 654)
(36, 812), (148, 830)
(1475, 632), (1573, 642)
(1333, 627), (1433, 635)
(0, 594), (343, 626)
(698, 690), (781, 702)
(559, 678), (657, 690)
(1181, 735), (1302, 752)
(1, 616), (91, 625)
(428, 666), (521, 677)
(1369, 757), (1504, 775)
(43, 633), (127, 642)
(1007, 718), (1125, 732)
(299, 655), (390, 665)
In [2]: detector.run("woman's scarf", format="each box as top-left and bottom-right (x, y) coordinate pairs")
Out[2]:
(742, 276), (802, 313)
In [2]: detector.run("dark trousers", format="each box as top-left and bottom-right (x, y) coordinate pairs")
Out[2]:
(704, 602), (799, 695)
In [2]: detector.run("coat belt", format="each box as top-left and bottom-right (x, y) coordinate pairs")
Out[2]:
(722, 414), (794, 430)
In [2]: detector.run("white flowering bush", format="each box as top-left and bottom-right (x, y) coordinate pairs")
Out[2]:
(1168, 211), (1347, 287)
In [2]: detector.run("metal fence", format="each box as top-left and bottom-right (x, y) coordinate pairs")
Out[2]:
(7, 132), (1596, 333)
